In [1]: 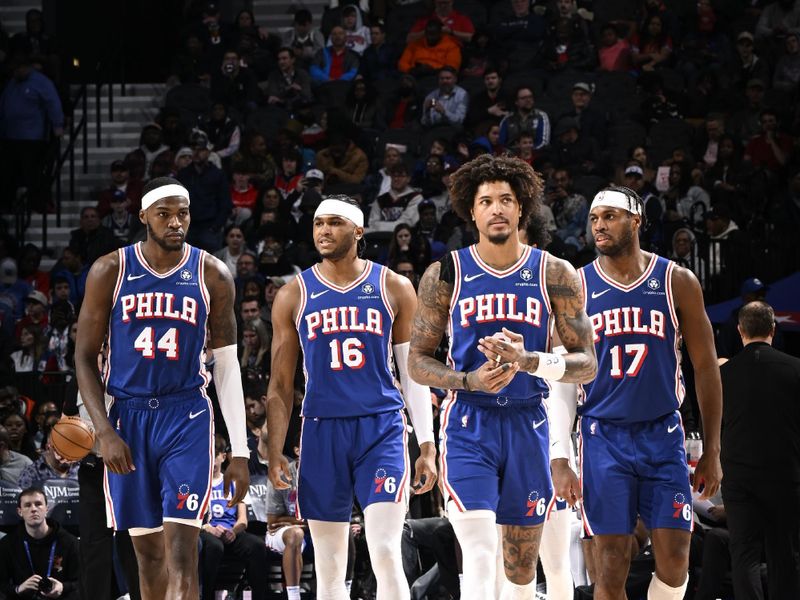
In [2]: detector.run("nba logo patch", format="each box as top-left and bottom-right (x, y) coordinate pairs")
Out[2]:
(590, 422), (597, 435)
(461, 415), (469, 428)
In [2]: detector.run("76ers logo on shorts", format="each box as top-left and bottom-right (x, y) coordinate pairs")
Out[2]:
(672, 492), (692, 521)
(176, 483), (200, 512)
(526, 490), (546, 517)
(374, 468), (397, 495)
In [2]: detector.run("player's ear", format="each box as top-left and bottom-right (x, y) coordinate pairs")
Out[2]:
(354, 226), (364, 240)
(139, 209), (146, 225)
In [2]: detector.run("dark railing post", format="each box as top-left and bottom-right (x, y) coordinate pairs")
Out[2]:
(95, 80), (101, 148)
(82, 89), (88, 174)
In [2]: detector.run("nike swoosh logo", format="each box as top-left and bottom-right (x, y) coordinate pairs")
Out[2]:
(310, 290), (328, 299)
(533, 419), (546, 429)
(127, 274), (146, 281)
(591, 289), (611, 299)
(667, 424), (679, 433)
(189, 410), (207, 420)
(464, 273), (484, 282)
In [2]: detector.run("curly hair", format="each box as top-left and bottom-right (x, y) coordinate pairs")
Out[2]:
(449, 154), (544, 229)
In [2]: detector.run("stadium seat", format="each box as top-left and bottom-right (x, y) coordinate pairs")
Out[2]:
(245, 106), (291, 140)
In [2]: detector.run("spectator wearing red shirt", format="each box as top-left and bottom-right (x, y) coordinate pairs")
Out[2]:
(310, 26), (359, 84)
(275, 149), (303, 200)
(230, 166), (259, 226)
(598, 23), (631, 71)
(407, 0), (475, 46)
(744, 109), (793, 174)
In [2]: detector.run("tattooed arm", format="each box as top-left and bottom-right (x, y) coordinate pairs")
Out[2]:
(543, 255), (596, 383)
(409, 262), (519, 392)
(408, 262), (464, 389)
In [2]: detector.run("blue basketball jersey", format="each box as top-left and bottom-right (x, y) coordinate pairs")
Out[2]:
(105, 243), (210, 400)
(208, 477), (237, 529)
(296, 261), (403, 418)
(578, 254), (685, 423)
(448, 245), (551, 406)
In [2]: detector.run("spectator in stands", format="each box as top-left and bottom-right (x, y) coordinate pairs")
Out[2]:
(233, 132), (277, 188)
(729, 77), (767, 143)
(200, 438), (268, 600)
(755, 0), (800, 40)
(359, 19), (399, 81)
(282, 9), (325, 69)
(11, 324), (44, 376)
(550, 116), (604, 176)
(631, 14), (673, 71)
(669, 227), (706, 286)
(336, 5), (371, 55)
(407, 0), (475, 45)
(399, 19), (461, 77)
(705, 203), (741, 274)
(190, 1), (233, 63)
(266, 434), (308, 600)
(345, 79), (381, 130)
(203, 102), (241, 165)
(384, 73), (422, 129)
(414, 198), (447, 260)
(17, 244), (48, 298)
(69, 206), (118, 266)
(640, 72), (684, 124)
(275, 149), (304, 200)
(0, 425), (32, 483)
(0, 487), (80, 599)
(499, 85), (550, 148)
(310, 26), (360, 84)
(0, 258), (31, 320)
(213, 225), (247, 278)
(30, 401), (56, 451)
(169, 33), (211, 85)
(49, 276), (70, 306)
(0, 52), (63, 213)
(732, 31), (770, 92)
(315, 134), (369, 187)
(211, 49), (260, 118)
(157, 106), (189, 152)
(513, 131), (537, 166)
(542, 16), (596, 71)
(465, 68), (509, 129)
(494, 0), (547, 52)
(9, 9), (57, 64)
(42, 299), (76, 374)
(265, 47), (313, 111)
(413, 154), (448, 198)
(773, 30), (800, 91)
(177, 131), (233, 251)
(240, 318), (271, 381)
(368, 162), (423, 232)
(391, 257), (418, 288)
(3, 413), (36, 461)
(101, 190), (142, 246)
(17, 434), (79, 489)
(96, 160), (143, 217)
(229, 167), (258, 228)
(623, 163), (664, 252)
(49, 247), (87, 308)
(420, 66), (468, 127)
(15, 290), (48, 342)
(744, 108), (793, 174)
(558, 82), (608, 148)
(598, 22), (632, 71)
(695, 114), (726, 170)
(544, 168), (589, 253)
(125, 123), (170, 182)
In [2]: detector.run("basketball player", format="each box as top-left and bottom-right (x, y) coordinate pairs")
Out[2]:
(550, 185), (722, 600)
(75, 177), (250, 600)
(266, 195), (437, 600)
(408, 154), (597, 600)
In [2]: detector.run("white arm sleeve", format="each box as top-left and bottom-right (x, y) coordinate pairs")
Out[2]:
(393, 342), (435, 445)
(546, 346), (578, 465)
(212, 344), (250, 458)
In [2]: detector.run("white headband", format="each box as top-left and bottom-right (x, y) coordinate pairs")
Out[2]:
(590, 189), (641, 216)
(313, 199), (364, 228)
(141, 184), (191, 211)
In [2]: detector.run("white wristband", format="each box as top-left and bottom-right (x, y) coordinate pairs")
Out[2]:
(531, 352), (566, 381)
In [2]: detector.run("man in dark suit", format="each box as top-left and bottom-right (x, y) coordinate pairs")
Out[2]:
(720, 300), (800, 600)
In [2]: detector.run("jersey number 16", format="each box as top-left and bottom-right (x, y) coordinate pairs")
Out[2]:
(329, 337), (365, 370)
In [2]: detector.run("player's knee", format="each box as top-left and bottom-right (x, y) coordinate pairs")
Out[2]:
(655, 544), (690, 576)
(368, 535), (399, 569)
(284, 527), (305, 550)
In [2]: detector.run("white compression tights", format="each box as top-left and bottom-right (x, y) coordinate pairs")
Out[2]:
(450, 508), (498, 600)
(363, 502), (409, 600)
(540, 508), (575, 600)
(308, 520), (350, 600)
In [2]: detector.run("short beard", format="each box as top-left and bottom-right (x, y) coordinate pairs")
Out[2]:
(318, 237), (357, 261)
(595, 227), (635, 257)
(487, 231), (511, 245)
(146, 222), (184, 251)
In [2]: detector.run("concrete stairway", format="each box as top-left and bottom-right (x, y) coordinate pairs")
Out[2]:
(12, 83), (166, 267)
(254, 0), (330, 33)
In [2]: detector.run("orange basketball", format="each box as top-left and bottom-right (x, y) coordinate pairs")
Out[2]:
(50, 416), (95, 462)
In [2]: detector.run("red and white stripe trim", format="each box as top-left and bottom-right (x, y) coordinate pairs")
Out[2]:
(311, 261), (373, 293)
(468, 244), (532, 278)
(133, 242), (191, 278)
(591, 253), (658, 292)
(396, 411), (411, 503)
(665, 262), (685, 405)
(295, 274), (308, 330)
(439, 393), (466, 513)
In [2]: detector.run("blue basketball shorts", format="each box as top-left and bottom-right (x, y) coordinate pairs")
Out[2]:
(104, 391), (214, 531)
(440, 397), (554, 526)
(579, 410), (693, 536)
(297, 410), (409, 522)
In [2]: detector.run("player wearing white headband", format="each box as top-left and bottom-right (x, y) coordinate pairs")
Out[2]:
(550, 185), (722, 600)
(266, 195), (436, 600)
(75, 176), (251, 598)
